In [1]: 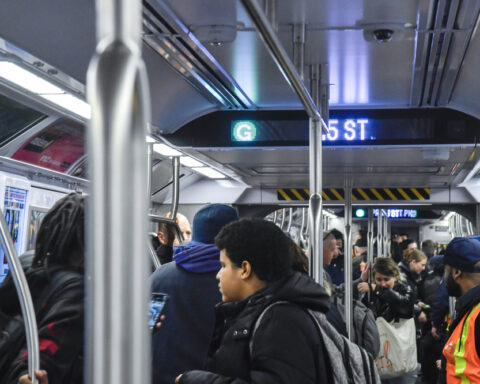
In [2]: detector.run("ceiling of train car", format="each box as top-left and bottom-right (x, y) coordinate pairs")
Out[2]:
(165, 0), (418, 109)
(1, 0), (480, 195)
(192, 145), (478, 188)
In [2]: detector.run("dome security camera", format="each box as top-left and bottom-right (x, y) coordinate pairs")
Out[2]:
(373, 29), (394, 43)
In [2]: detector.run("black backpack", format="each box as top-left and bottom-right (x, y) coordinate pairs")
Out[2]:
(0, 269), (82, 380)
(251, 301), (381, 384)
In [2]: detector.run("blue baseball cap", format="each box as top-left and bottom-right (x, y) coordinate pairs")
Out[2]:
(444, 236), (480, 273)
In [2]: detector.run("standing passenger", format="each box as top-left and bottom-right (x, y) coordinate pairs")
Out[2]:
(0, 193), (85, 384)
(155, 212), (192, 264)
(175, 218), (332, 384)
(358, 258), (417, 384)
(442, 237), (480, 384)
(150, 204), (238, 384)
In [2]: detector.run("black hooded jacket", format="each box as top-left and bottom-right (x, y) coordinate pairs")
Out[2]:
(0, 267), (84, 384)
(178, 271), (331, 384)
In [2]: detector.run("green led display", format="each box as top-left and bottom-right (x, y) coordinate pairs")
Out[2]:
(232, 121), (257, 142)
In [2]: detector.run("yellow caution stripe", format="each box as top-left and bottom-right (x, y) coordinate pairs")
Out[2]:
(277, 188), (430, 201)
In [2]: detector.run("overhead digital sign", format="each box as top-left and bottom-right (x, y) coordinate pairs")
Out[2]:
(353, 208), (439, 220)
(373, 209), (418, 218)
(232, 119), (370, 143)
(165, 109), (479, 148)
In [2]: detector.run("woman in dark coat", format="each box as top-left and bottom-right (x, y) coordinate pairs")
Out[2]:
(176, 218), (332, 384)
(358, 258), (416, 384)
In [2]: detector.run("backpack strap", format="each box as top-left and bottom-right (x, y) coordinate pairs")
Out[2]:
(249, 301), (289, 356)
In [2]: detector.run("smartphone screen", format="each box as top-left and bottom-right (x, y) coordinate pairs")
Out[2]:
(149, 293), (168, 331)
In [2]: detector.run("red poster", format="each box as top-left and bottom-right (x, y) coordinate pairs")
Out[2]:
(12, 121), (85, 173)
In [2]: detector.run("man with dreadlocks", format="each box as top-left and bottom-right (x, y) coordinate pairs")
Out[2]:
(0, 192), (85, 384)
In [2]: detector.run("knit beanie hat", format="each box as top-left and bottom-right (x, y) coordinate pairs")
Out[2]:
(192, 204), (239, 244)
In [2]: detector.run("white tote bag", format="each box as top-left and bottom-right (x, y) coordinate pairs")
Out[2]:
(375, 317), (417, 378)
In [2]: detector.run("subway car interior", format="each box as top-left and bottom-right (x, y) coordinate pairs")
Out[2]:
(1, 0), (480, 382)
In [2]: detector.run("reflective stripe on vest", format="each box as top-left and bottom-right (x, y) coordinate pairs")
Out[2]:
(443, 303), (480, 384)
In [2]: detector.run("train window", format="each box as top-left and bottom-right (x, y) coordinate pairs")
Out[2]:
(0, 94), (46, 147)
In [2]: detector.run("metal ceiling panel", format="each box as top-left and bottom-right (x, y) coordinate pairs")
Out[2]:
(194, 145), (476, 188)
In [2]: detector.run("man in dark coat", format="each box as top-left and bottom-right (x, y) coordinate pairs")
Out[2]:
(176, 218), (332, 384)
(150, 204), (238, 384)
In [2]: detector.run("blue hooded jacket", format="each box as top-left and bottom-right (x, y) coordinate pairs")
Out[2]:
(173, 241), (221, 274)
(150, 241), (222, 384)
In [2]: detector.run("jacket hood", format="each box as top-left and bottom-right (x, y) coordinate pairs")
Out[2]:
(173, 241), (221, 274)
(244, 271), (330, 314)
(271, 272), (330, 312)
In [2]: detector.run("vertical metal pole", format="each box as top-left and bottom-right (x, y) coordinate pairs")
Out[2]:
(344, 177), (353, 340)
(308, 62), (323, 284)
(299, 207), (307, 248)
(280, 208), (286, 230)
(467, 220), (474, 236)
(286, 207), (293, 233)
(293, 24), (305, 80)
(367, 208), (374, 302)
(320, 63), (330, 123)
(86, 0), (150, 383)
(367, 209), (374, 265)
(170, 156), (180, 221)
(377, 209), (383, 257)
(458, 214), (462, 237)
(0, 212), (39, 384)
(476, 205), (480, 235)
(308, 118), (323, 284)
(147, 142), (152, 204)
(383, 215), (389, 257)
(263, 0), (278, 32)
(449, 296), (456, 321)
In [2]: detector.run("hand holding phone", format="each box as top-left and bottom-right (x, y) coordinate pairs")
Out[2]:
(149, 293), (168, 332)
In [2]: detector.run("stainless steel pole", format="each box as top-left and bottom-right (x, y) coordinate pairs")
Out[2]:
(367, 208), (374, 302)
(449, 296), (456, 321)
(476, 205), (480, 235)
(86, 0), (150, 382)
(280, 208), (286, 230)
(367, 209), (374, 265)
(383, 215), (389, 257)
(263, 0), (278, 32)
(309, 118), (323, 284)
(286, 207), (293, 233)
(377, 209), (383, 257)
(0, 212), (39, 384)
(293, 24), (305, 80)
(344, 177), (353, 340)
(299, 207), (307, 249)
(170, 156), (180, 221)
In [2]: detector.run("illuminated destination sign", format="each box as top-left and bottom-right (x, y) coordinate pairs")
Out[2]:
(165, 109), (479, 148)
(373, 209), (418, 218)
(322, 119), (369, 141)
(232, 119), (370, 143)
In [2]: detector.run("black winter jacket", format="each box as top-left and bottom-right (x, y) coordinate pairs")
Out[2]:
(0, 266), (84, 384)
(364, 280), (415, 322)
(179, 271), (332, 384)
(399, 261), (421, 299)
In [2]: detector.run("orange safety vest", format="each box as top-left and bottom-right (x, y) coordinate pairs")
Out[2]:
(443, 303), (480, 384)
